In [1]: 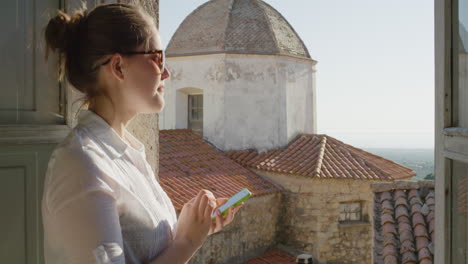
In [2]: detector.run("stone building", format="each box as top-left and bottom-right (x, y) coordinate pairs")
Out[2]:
(158, 0), (417, 263)
(227, 134), (415, 263)
(158, 129), (415, 263)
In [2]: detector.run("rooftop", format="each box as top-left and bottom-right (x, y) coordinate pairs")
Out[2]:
(166, 0), (311, 59)
(372, 180), (435, 264)
(158, 129), (282, 210)
(227, 134), (416, 180)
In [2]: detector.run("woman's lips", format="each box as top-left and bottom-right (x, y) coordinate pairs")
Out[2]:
(157, 85), (165, 92)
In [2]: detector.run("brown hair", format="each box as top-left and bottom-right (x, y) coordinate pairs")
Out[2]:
(44, 2), (155, 105)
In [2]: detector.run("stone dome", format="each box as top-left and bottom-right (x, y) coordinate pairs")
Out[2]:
(166, 0), (311, 59)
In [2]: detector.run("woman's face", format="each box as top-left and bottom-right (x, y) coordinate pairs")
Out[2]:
(119, 24), (170, 114)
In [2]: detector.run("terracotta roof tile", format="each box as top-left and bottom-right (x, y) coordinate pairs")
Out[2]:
(227, 134), (415, 180)
(421, 203), (430, 216)
(394, 189), (407, 199)
(401, 251), (417, 263)
(159, 129), (281, 210)
(383, 223), (397, 235)
(242, 248), (296, 264)
(416, 236), (430, 251)
(395, 196), (409, 207)
(420, 259), (432, 264)
(398, 224), (413, 236)
(382, 200), (394, 212)
(383, 245), (398, 256)
(410, 204), (423, 217)
(395, 205), (409, 220)
(400, 240), (416, 253)
(381, 214), (396, 225)
(418, 247), (432, 261)
(373, 181), (435, 264)
(383, 255), (398, 264)
(381, 191), (393, 201)
(412, 213), (426, 227)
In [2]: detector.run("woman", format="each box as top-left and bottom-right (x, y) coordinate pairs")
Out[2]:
(41, 3), (243, 264)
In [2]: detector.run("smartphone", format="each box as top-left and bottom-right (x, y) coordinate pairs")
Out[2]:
(211, 188), (251, 221)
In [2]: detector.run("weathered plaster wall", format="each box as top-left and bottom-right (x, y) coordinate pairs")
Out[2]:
(161, 53), (316, 153)
(254, 170), (388, 264)
(283, 56), (317, 142)
(175, 192), (283, 264)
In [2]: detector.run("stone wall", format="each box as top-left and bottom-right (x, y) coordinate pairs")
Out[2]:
(185, 192), (282, 264)
(255, 170), (391, 264)
(127, 114), (159, 175)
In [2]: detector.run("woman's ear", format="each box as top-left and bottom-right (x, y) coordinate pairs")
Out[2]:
(109, 54), (125, 82)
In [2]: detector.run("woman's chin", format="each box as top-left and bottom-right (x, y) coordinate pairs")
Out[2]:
(146, 101), (165, 114)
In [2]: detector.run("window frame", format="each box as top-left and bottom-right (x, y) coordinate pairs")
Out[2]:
(0, 0), (72, 144)
(338, 201), (363, 223)
(435, 0), (468, 262)
(187, 94), (203, 134)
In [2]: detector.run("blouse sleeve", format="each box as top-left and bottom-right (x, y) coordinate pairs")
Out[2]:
(44, 147), (126, 264)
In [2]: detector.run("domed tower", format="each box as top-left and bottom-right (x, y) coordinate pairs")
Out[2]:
(160, 0), (317, 152)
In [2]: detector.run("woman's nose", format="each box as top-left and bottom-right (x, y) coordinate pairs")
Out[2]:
(161, 67), (171, 80)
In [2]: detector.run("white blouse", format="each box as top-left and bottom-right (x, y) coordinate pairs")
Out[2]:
(42, 109), (178, 264)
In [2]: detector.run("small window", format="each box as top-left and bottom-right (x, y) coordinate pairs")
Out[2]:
(188, 94), (203, 136)
(339, 202), (362, 222)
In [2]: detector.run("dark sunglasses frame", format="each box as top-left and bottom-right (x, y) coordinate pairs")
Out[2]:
(100, 49), (165, 71)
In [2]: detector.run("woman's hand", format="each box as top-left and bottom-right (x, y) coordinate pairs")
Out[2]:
(173, 190), (217, 250)
(208, 198), (245, 236)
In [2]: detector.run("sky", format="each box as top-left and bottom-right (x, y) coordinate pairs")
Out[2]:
(160, 0), (435, 149)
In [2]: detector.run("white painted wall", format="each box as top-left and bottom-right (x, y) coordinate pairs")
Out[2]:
(160, 53), (317, 152)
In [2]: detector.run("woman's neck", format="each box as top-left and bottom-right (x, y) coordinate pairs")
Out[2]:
(88, 95), (136, 138)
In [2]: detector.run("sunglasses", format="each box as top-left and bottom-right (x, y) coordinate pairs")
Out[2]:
(100, 49), (165, 71)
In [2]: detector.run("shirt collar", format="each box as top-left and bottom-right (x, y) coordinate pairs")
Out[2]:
(77, 109), (145, 159)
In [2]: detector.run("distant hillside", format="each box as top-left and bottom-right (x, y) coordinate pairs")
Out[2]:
(363, 148), (434, 180)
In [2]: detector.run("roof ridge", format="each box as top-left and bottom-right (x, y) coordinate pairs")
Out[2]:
(255, 0), (281, 54)
(223, 0), (236, 52)
(257, 0), (311, 58)
(314, 136), (327, 177)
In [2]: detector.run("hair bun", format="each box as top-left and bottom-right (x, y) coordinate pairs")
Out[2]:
(44, 9), (87, 57)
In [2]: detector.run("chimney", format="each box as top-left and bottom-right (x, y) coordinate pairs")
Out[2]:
(296, 253), (313, 264)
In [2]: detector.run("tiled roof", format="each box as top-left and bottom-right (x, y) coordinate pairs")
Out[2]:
(166, 0), (311, 59)
(372, 180), (435, 264)
(158, 129), (282, 210)
(227, 134), (416, 180)
(242, 249), (296, 264)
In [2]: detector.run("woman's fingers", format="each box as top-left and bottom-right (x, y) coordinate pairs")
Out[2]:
(193, 190), (204, 211)
(198, 195), (209, 221)
(216, 198), (228, 206)
(205, 200), (213, 219)
(205, 197), (216, 219)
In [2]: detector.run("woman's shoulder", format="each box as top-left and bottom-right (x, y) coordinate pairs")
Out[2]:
(54, 124), (108, 160)
(49, 124), (118, 178)
(43, 125), (120, 214)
